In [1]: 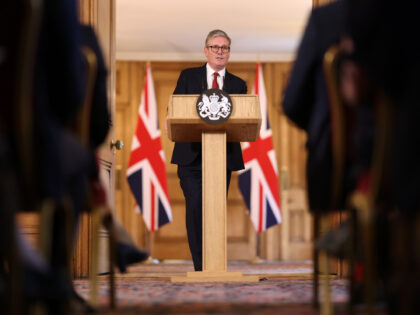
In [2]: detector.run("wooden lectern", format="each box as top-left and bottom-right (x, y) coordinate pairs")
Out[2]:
(167, 94), (261, 282)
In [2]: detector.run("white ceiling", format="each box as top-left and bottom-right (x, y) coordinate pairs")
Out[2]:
(116, 0), (312, 62)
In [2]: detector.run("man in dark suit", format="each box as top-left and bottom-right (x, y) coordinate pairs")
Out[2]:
(282, 1), (347, 212)
(171, 29), (247, 271)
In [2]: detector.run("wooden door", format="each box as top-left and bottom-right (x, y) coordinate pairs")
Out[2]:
(278, 114), (313, 260)
(258, 63), (313, 261)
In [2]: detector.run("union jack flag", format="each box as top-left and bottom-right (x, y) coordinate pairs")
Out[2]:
(238, 63), (282, 233)
(127, 64), (172, 231)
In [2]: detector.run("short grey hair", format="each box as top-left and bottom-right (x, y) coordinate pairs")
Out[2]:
(205, 29), (231, 47)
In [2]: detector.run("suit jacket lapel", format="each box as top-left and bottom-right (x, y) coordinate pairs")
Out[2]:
(200, 64), (207, 93)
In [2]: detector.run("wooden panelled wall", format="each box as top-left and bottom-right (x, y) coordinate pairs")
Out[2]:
(115, 61), (312, 261)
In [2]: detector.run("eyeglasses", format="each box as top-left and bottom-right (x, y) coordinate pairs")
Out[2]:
(207, 45), (230, 53)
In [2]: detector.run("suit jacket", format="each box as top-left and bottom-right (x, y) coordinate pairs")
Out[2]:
(282, 1), (347, 211)
(33, 0), (85, 201)
(170, 64), (247, 171)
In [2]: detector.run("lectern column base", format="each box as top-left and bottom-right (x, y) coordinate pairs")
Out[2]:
(171, 271), (260, 283)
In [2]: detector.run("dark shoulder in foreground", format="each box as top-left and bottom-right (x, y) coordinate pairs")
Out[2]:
(227, 70), (246, 85)
(226, 70), (247, 93)
(312, 0), (347, 28)
(179, 65), (206, 76)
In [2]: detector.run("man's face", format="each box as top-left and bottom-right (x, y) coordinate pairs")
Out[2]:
(204, 36), (230, 71)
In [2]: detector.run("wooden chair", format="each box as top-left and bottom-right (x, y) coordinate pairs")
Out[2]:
(77, 45), (116, 309)
(3, 0), (75, 313)
(321, 43), (393, 314)
(1, 0), (44, 314)
(13, 0), (74, 271)
(311, 44), (349, 314)
(323, 44), (358, 314)
(348, 92), (392, 314)
(0, 139), (24, 315)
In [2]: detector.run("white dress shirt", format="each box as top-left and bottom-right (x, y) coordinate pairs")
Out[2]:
(206, 63), (226, 90)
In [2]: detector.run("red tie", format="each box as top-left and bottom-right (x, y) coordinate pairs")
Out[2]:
(212, 72), (219, 89)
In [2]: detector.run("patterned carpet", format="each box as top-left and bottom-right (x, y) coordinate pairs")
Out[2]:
(74, 260), (349, 314)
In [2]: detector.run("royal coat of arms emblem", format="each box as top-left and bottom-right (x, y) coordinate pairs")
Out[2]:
(196, 89), (233, 124)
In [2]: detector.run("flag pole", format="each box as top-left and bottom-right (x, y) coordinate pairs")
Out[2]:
(143, 230), (159, 264)
(249, 56), (262, 265)
(250, 232), (265, 264)
(144, 60), (159, 265)
(150, 59), (160, 265)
